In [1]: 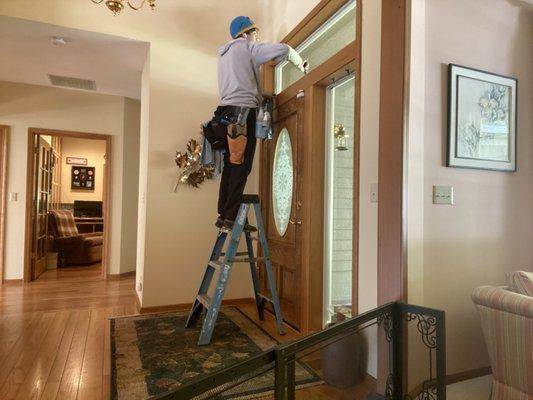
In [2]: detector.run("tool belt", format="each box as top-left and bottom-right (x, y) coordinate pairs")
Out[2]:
(203, 106), (250, 164)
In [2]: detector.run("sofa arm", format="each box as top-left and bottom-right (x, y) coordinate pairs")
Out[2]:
(55, 235), (84, 247)
(81, 232), (103, 239)
(472, 286), (533, 318)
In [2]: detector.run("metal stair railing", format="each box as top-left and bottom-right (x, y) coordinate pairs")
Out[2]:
(152, 302), (446, 400)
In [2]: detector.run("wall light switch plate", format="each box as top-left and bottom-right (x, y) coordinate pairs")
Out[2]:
(433, 185), (453, 205)
(9, 192), (18, 202)
(370, 183), (378, 203)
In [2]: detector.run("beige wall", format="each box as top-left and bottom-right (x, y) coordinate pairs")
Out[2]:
(0, 81), (139, 278)
(407, 0), (533, 375)
(0, 0), (265, 304)
(61, 137), (106, 203)
(358, 0), (381, 379)
(260, 0), (320, 42)
(406, 0), (427, 389)
(121, 98), (141, 274)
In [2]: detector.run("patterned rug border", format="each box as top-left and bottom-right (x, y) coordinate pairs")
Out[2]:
(110, 306), (323, 399)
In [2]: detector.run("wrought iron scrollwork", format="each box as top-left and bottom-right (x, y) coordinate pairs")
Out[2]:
(377, 311), (394, 342)
(404, 312), (438, 349)
(384, 373), (394, 399)
(403, 380), (437, 400)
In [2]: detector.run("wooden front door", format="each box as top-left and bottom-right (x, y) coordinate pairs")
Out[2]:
(31, 136), (53, 280)
(259, 94), (304, 330)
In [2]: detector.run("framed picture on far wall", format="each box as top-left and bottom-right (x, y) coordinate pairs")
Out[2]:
(71, 166), (95, 190)
(447, 64), (517, 172)
(66, 157), (88, 165)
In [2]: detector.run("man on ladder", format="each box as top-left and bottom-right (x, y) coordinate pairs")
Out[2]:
(186, 16), (308, 346)
(214, 15), (308, 230)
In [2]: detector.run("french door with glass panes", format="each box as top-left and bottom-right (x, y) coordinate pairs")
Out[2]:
(31, 136), (53, 280)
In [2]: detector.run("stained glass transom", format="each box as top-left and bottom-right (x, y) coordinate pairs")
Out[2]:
(272, 128), (293, 237)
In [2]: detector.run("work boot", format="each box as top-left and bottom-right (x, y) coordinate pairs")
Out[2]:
(215, 216), (224, 229)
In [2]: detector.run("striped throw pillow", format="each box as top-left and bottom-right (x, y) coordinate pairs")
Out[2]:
(506, 270), (533, 296)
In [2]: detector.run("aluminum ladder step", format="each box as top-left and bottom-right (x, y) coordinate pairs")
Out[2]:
(196, 294), (211, 309)
(208, 260), (222, 270)
(259, 293), (274, 304)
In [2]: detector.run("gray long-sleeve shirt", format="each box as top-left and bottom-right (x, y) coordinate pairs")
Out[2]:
(217, 38), (289, 108)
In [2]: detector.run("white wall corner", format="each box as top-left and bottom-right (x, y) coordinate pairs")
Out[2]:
(406, 0), (426, 306)
(135, 50), (150, 305)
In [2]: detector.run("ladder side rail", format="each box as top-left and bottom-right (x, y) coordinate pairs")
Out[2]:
(245, 231), (265, 320)
(186, 232), (227, 328)
(253, 203), (286, 335)
(197, 204), (249, 345)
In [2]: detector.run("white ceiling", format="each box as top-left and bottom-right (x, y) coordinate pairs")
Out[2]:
(0, 16), (148, 99)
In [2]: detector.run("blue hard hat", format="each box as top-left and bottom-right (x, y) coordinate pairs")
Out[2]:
(230, 16), (256, 39)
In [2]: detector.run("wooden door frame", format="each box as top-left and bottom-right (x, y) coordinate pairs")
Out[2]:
(378, 0), (408, 305)
(24, 128), (112, 282)
(261, 0), (363, 333)
(0, 126), (8, 284)
(377, 0), (409, 391)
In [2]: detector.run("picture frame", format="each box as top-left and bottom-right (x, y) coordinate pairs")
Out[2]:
(447, 64), (517, 172)
(66, 156), (88, 165)
(71, 166), (95, 190)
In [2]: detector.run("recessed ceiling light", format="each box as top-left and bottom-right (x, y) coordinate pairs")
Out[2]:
(51, 36), (69, 46)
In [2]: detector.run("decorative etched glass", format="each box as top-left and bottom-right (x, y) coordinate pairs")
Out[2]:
(272, 128), (293, 237)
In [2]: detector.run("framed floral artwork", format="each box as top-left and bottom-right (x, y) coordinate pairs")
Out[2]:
(447, 64), (517, 171)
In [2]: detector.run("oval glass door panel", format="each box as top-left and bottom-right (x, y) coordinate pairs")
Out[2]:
(272, 128), (293, 237)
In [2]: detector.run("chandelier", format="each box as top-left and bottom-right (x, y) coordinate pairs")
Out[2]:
(91, 0), (156, 15)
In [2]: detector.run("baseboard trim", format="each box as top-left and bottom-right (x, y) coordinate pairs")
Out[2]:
(2, 279), (23, 285)
(107, 271), (136, 280)
(138, 297), (254, 314)
(134, 290), (141, 313)
(446, 366), (491, 385)
(408, 366), (492, 398)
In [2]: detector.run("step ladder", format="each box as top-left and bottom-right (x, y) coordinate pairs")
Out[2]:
(185, 194), (286, 345)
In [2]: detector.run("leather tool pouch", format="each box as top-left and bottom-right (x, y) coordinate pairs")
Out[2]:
(227, 123), (247, 165)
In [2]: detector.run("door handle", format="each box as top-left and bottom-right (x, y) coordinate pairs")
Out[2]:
(289, 219), (302, 226)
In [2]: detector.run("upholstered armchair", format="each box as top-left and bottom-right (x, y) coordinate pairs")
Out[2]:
(472, 271), (533, 400)
(49, 210), (103, 266)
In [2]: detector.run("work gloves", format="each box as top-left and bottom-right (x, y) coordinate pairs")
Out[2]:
(287, 45), (310, 75)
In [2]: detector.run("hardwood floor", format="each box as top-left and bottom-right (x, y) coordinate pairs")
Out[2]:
(224, 304), (376, 399)
(0, 264), (136, 400)
(0, 266), (374, 399)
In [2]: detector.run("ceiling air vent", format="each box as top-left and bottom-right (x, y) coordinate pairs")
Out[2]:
(48, 74), (97, 91)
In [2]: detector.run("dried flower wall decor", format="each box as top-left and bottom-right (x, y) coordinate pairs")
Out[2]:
(447, 64), (517, 171)
(174, 139), (214, 190)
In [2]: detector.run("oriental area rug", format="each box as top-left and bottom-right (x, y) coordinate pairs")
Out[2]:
(110, 307), (321, 399)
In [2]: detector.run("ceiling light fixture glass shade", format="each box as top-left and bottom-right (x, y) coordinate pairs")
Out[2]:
(91, 0), (156, 15)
